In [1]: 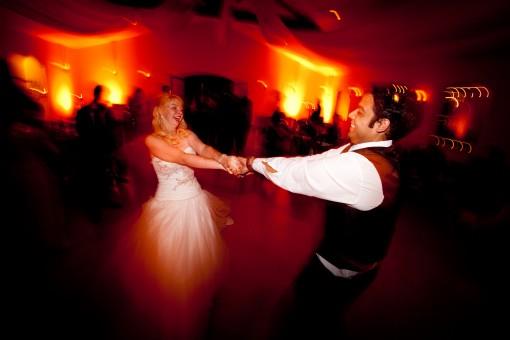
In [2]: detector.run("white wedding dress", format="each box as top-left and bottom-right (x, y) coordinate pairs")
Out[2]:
(114, 146), (231, 337)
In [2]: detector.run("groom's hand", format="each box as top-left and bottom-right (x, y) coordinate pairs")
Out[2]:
(235, 157), (255, 177)
(237, 157), (249, 177)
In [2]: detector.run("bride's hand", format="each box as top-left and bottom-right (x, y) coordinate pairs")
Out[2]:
(234, 157), (254, 177)
(225, 155), (244, 175)
(218, 154), (240, 175)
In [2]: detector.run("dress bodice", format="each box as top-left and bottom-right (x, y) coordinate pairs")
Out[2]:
(151, 146), (202, 200)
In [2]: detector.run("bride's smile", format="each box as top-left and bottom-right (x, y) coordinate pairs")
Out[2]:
(163, 103), (184, 130)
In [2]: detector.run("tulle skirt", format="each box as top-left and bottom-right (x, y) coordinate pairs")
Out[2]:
(114, 189), (231, 338)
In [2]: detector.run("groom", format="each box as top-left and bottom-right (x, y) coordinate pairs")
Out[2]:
(238, 84), (422, 336)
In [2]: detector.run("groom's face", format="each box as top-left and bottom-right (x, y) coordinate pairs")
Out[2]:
(347, 94), (378, 144)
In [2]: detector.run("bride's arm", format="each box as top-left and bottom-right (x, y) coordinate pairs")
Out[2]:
(187, 130), (224, 161)
(186, 130), (241, 173)
(145, 135), (224, 170)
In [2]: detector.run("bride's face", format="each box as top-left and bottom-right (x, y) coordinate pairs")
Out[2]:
(162, 101), (184, 130)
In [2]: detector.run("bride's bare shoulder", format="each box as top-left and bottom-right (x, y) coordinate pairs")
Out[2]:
(146, 133), (169, 142)
(145, 133), (157, 145)
(146, 134), (182, 155)
(145, 133), (167, 148)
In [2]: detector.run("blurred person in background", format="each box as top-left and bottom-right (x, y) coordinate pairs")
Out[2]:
(1, 57), (67, 336)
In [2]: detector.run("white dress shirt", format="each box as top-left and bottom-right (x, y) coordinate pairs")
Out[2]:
(252, 140), (393, 211)
(252, 140), (393, 278)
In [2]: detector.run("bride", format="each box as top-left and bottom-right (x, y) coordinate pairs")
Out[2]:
(116, 94), (241, 339)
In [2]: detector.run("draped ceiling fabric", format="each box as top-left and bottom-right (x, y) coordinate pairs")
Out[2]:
(0, 0), (151, 33)
(1, 0), (508, 69)
(0, 0), (345, 68)
(0, 0), (169, 48)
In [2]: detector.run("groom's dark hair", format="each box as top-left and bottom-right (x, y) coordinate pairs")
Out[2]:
(370, 84), (422, 141)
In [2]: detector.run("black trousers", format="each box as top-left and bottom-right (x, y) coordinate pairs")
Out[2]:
(275, 255), (378, 339)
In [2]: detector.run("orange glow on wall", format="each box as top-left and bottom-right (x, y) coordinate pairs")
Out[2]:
(273, 47), (341, 77)
(105, 81), (123, 104)
(65, 39), (136, 106)
(22, 56), (45, 82)
(320, 86), (335, 123)
(50, 71), (73, 116)
(282, 85), (302, 118)
(448, 104), (473, 140)
(337, 89), (351, 121)
(8, 54), (26, 80)
(55, 85), (73, 114)
(450, 115), (469, 139)
(271, 46), (345, 121)
(9, 54), (47, 89)
(36, 27), (147, 49)
(8, 54), (52, 116)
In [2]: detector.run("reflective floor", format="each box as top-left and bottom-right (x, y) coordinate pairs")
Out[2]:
(6, 144), (506, 340)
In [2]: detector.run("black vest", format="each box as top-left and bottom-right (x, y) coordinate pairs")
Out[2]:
(317, 146), (401, 271)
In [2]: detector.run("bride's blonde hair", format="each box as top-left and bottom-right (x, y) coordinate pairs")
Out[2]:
(152, 94), (189, 145)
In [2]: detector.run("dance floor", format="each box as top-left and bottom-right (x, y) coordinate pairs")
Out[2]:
(7, 148), (505, 339)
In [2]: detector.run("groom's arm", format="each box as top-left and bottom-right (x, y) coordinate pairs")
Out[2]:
(243, 146), (343, 175)
(246, 153), (374, 209)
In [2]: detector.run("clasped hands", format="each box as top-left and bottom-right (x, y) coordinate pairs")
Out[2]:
(219, 155), (252, 177)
